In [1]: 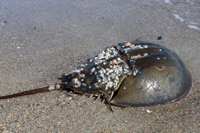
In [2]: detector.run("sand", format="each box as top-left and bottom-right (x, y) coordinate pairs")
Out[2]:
(0, 0), (199, 132)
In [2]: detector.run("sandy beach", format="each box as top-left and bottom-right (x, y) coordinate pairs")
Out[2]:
(0, 0), (199, 132)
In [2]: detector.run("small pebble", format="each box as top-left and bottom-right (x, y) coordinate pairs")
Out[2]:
(147, 109), (151, 113)
(157, 36), (162, 40)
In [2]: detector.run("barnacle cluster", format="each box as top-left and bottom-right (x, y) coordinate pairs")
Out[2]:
(65, 42), (151, 93)
(67, 46), (132, 92)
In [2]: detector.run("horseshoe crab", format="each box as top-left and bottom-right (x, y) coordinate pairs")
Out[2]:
(0, 41), (192, 109)
(63, 41), (192, 107)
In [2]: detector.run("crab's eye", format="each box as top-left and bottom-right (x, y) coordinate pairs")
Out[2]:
(156, 64), (164, 71)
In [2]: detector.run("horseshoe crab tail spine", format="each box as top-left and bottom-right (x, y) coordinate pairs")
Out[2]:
(0, 84), (61, 100)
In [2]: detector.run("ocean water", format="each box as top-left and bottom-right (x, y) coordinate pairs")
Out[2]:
(142, 0), (200, 31)
(166, 0), (200, 30)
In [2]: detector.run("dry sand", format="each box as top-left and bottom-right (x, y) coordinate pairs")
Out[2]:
(0, 0), (199, 132)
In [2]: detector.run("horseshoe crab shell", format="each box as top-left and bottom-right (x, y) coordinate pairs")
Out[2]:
(110, 41), (192, 107)
(64, 41), (192, 108)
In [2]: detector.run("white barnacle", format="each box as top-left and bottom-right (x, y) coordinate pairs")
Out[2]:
(64, 73), (70, 76)
(72, 78), (81, 87)
(102, 76), (107, 84)
(130, 44), (135, 47)
(113, 81), (118, 88)
(125, 64), (129, 69)
(143, 53), (148, 56)
(94, 59), (101, 65)
(48, 85), (55, 90)
(99, 69), (103, 74)
(94, 83), (99, 88)
(117, 59), (123, 64)
(133, 71), (137, 76)
(125, 42), (131, 47)
(123, 67), (129, 74)
(124, 48), (131, 52)
(101, 50), (105, 55)
(117, 46), (121, 50)
(157, 57), (160, 60)
(143, 45), (148, 48)
(108, 69), (113, 74)
(99, 72), (104, 78)
(115, 75), (119, 81)
(118, 65), (123, 72)
(109, 60), (113, 65)
(98, 53), (104, 60)
(111, 47), (118, 55)
(131, 44), (141, 49)
(131, 67), (139, 76)
(91, 67), (96, 73)
(131, 54), (142, 59)
(106, 68), (110, 71)
(111, 73), (116, 79)
(105, 52), (111, 59)
(102, 68), (106, 73)
(105, 81), (113, 90)
(82, 83), (87, 86)
(135, 69), (139, 74)
(95, 71), (98, 75)
(107, 76), (111, 81)
(79, 74), (85, 78)
(98, 78), (101, 83)
(113, 59), (118, 64)
(89, 59), (93, 62)
(106, 48), (112, 53)
(106, 72), (110, 76)
(73, 78), (78, 83)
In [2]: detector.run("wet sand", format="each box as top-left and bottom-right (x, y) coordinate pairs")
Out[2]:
(0, 0), (199, 132)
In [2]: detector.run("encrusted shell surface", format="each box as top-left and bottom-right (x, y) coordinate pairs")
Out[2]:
(64, 41), (192, 107)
